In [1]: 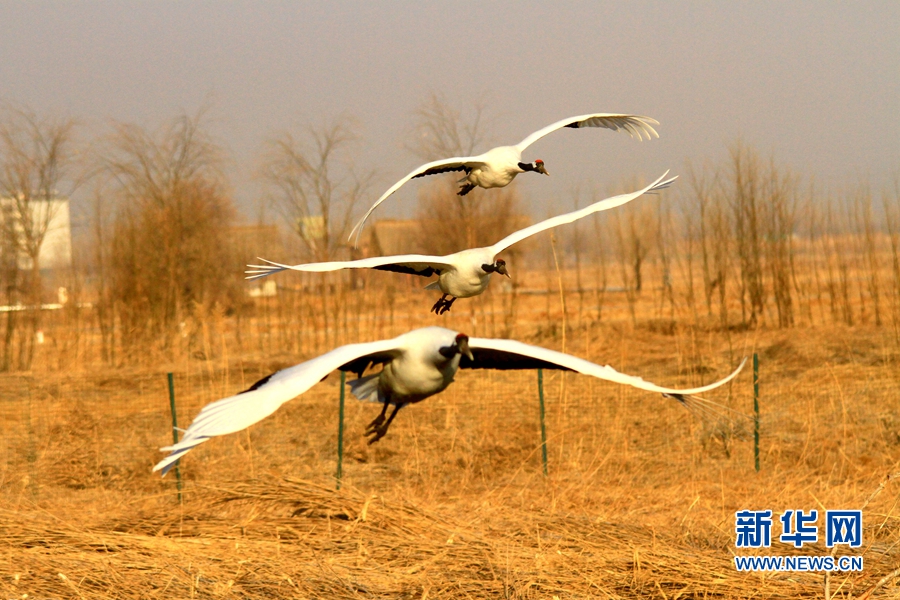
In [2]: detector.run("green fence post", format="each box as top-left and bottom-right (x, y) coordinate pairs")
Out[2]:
(167, 372), (183, 501)
(753, 353), (760, 473)
(538, 369), (548, 476)
(336, 370), (346, 490)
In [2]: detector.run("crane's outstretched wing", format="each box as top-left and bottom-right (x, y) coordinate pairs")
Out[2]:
(349, 156), (487, 247)
(153, 338), (402, 476)
(515, 113), (659, 152)
(489, 171), (676, 255)
(464, 337), (746, 395)
(246, 255), (455, 281)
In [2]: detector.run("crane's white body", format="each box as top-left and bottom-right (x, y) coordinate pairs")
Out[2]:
(364, 328), (462, 402)
(153, 325), (745, 476)
(248, 171), (676, 310)
(350, 113), (660, 245)
(424, 247), (496, 298)
(456, 146), (524, 190)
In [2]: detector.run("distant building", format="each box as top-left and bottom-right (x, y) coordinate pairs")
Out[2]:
(0, 196), (72, 270)
(363, 219), (426, 256)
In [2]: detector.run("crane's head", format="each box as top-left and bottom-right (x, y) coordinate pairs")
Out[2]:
(482, 259), (510, 278)
(518, 160), (549, 176)
(455, 333), (474, 361)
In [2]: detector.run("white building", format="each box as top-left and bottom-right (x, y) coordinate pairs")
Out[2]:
(0, 196), (72, 271)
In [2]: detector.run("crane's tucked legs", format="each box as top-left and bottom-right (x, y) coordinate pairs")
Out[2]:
(365, 400), (389, 433)
(457, 183), (476, 196)
(365, 402), (404, 444)
(431, 294), (457, 315)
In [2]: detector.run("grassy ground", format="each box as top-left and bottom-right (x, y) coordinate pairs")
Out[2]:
(1, 282), (899, 598)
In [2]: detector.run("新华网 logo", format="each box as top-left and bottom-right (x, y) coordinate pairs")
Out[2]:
(733, 509), (863, 572)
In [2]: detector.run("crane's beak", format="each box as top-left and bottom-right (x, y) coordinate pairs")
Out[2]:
(537, 164), (549, 176)
(497, 263), (511, 278)
(457, 337), (474, 361)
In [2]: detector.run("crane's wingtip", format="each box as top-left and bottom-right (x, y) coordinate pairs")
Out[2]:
(152, 458), (175, 476)
(348, 218), (365, 244)
(245, 267), (277, 281)
(347, 223), (363, 248)
(646, 172), (678, 194)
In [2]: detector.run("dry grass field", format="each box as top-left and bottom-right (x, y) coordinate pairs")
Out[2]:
(2, 260), (899, 599)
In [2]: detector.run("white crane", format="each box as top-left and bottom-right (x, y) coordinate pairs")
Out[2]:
(349, 113), (659, 246)
(249, 171), (675, 315)
(153, 326), (745, 475)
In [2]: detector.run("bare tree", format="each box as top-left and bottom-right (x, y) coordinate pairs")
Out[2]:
(262, 121), (371, 263)
(853, 184), (881, 326)
(569, 188), (586, 320)
(685, 160), (718, 317)
(676, 206), (699, 324)
(729, 141), (765, 326)
(0, 106), (78, 370)
(762, 157), (797, 328)
(610, 209), (638, 325)
(884, 179), (900, 340)
(655, 195), (676, 319)
(710, 195), (732, 330)
(608, 175), (657, 298)
(591, 209), (610, 322)
(406, 92), (487, 161)
(627, 202), (654, 294)
(85, 181), (116, 363)
(102, 110), (238, 353)
(822, 199), (854, 326)
(0, 198), (19, 371)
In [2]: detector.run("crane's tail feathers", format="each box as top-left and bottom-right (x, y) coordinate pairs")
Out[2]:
(663, 392), (752, 425)
(348, 374), (381, 403)
(245, 257), (290, 280)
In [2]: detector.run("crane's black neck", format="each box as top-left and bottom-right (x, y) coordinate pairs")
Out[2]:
(517, 162), (539, 172)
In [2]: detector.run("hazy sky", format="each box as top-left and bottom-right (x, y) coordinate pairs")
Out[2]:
(1, 1), (898, 221)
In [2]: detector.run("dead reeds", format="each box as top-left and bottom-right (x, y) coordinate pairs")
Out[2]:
(3, 460), (898, 599)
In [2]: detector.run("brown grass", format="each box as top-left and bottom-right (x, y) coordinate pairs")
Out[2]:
(2, 280), (900, 598)
(6, 474), (894, 599)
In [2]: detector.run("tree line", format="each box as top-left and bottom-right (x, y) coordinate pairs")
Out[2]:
(0, 97), (897, 372)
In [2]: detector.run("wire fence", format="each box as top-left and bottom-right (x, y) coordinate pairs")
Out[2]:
(1, 348), (760, 500)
